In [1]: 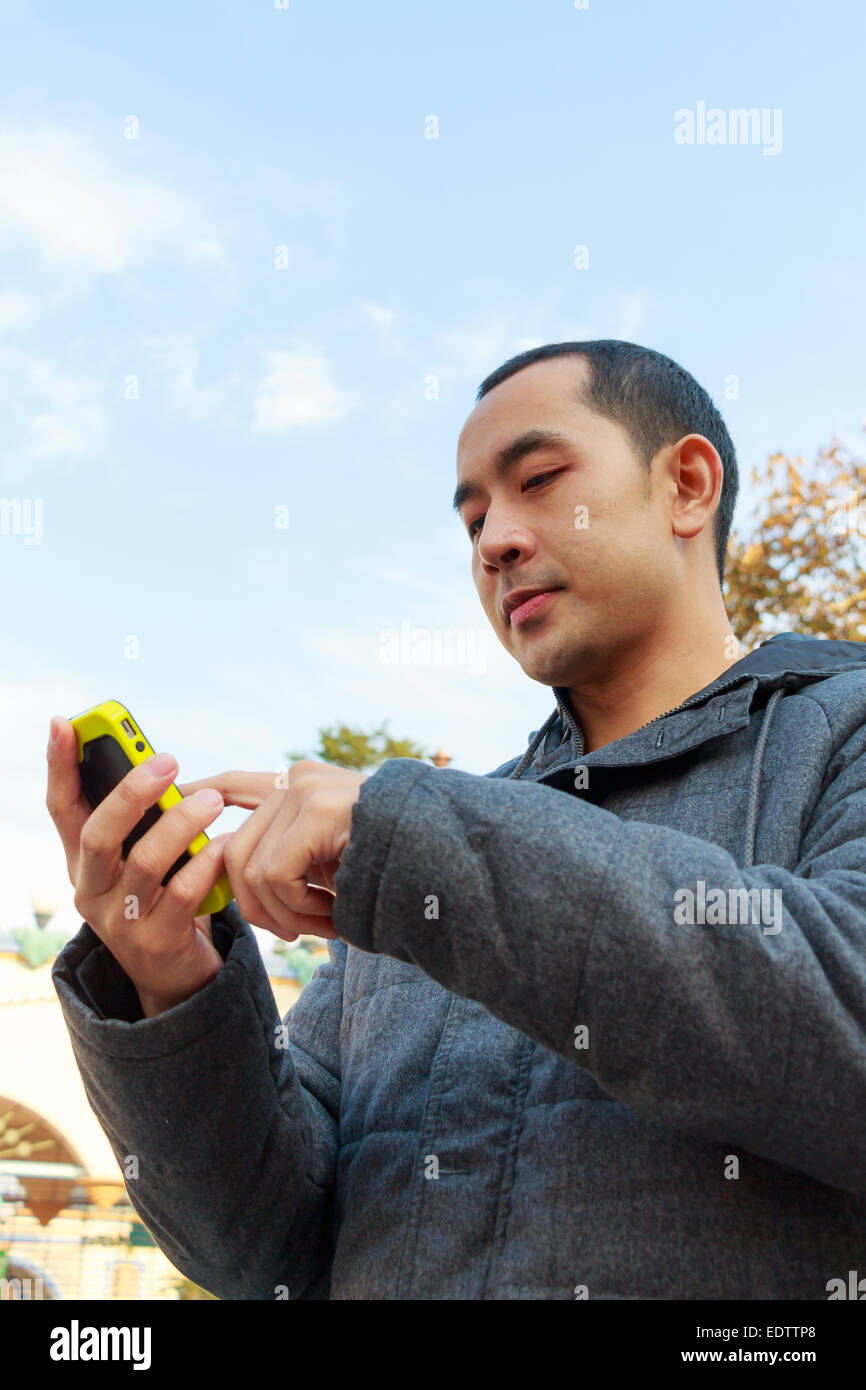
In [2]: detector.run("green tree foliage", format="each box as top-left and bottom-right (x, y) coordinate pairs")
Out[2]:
(287, 720), (429, 772)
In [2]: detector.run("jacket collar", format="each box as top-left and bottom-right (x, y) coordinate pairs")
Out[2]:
(510, 632), (866, 782)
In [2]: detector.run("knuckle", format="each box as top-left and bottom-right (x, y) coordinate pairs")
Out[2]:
(117, 774), (144, 808)
(126, 842), (163, 880)
(207, 771), (234, 790)
(244, 861), (263, 888)
(163, 874), (198, 909)
(79, 822), (107, 857)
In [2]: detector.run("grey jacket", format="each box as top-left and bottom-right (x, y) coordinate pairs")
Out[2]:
(51, 632), (866, 1299)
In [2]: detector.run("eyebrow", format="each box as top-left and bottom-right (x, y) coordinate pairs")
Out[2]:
(452, 428), (575, 517)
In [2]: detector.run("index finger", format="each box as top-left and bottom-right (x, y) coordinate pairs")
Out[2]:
(175, 771), (279, 809)
(45, 715), (90, 854)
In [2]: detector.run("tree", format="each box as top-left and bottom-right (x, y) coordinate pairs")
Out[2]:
(286, 719), (429, 773)
(724, 429), (866, 651)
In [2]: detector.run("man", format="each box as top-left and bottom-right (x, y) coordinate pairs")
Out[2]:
(49, 340), (866, 1299)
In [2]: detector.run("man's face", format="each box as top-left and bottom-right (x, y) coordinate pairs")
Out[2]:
(454, 356), (676, 688)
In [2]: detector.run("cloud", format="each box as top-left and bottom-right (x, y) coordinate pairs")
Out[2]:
(0, 124), (226, 277)
(359, 302), (406, 356)
(187, 239), (229, 267)
(140, 330), (244, 423)
(0, 346), (104, 458)
(0, 291), (35, 329)
(27, 409), (102, 457)
(251, 348), (357, 430)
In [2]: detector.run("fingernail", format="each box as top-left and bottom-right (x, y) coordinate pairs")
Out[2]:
(148, 753), (176, 778)
(196, 788), (223, 807)
(49, 717), (59, 744)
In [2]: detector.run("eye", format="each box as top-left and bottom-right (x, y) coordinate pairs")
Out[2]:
(466, 469), (564, 541)
(523, 469), (561, 498)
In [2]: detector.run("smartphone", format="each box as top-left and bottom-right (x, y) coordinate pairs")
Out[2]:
(69, 698), (234, 919)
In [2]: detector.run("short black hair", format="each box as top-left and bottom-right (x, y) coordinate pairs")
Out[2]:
(476, 340), (738, 586)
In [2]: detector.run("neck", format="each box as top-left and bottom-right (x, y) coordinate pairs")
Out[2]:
(564, 598), (740, 755)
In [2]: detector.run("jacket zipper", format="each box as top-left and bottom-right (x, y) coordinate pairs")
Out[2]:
(631, 672), (751, 735)
(559, 671), (753, 759)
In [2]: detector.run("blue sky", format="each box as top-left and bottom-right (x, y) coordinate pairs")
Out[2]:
(1, 0), (864, 933)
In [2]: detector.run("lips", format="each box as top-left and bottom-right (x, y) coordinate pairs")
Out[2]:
(503, 586), (562, 625)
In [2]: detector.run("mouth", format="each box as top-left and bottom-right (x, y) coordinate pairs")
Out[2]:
(503, 588), (562, 628)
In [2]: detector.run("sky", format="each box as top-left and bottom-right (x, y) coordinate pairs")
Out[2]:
(1, 0), (865, 934)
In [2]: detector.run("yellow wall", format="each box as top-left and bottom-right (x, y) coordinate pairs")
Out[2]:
(0, 943), (316, 1299)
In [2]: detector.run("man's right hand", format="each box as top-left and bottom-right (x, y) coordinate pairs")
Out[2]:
(46, 715), (234, 1019)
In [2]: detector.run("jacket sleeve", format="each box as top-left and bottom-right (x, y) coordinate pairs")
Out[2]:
(331, 719), (866, 1198)
(51, 899), (343, 1299)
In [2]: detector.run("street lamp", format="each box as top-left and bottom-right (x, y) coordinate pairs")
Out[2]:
(30, 891), (58, 931)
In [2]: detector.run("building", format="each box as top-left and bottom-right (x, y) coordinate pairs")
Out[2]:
(0, 901), (327, 1300)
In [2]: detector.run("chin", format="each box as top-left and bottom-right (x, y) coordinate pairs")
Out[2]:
(516, 624), (589, 687)
(516, 643), (569, 687)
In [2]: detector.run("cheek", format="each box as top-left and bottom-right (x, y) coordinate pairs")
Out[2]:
(564, 508), (612, 583)
(565, 486), (611, 547)
(565, 505), (658, 595)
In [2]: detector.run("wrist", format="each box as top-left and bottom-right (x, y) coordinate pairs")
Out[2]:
(136, 988), (182, 1019)
(136, 970), (220, 1019)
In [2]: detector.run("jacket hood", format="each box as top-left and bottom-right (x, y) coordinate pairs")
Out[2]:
(508, 632), (866, 865)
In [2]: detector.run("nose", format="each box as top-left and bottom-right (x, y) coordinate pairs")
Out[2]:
(476, 510), (536, 569)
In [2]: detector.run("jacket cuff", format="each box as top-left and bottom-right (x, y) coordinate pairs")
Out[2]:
(50, 900), (274, 1058)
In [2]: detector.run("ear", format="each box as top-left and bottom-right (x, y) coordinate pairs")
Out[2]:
(667, 434), (722, 541)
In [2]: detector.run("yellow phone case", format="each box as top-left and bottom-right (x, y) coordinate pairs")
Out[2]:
(69, 698), (234, 919)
